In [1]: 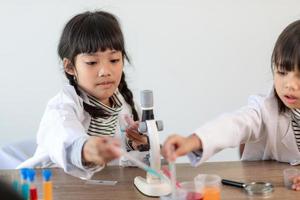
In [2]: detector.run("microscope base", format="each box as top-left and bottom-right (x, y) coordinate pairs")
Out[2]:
(134, 176), (171, 197)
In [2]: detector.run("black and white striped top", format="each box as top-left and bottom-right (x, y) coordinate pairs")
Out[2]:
(86, 94), (122, 136)
(291, 109), (300, 151)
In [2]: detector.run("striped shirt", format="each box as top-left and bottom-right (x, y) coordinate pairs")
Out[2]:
(291, 109), (300, 151)
(86, 94), (122, 136)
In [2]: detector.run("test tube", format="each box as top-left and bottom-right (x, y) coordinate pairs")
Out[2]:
(11, 172), (19, 193)
(107, 136), (163, 179)
(118, 114), (131, 150)
(161, 166), (181, 188)
(169, 146), (177, 199)
(119, 147), (166, 180)
(42, 169), (53, 200)
(20, 168), (30, 200)
(28, 169), (38, 200)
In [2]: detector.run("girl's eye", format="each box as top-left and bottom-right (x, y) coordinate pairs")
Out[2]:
(111, 59), (120, 64)
(276, 70), (287, 76)
(86, 61), (97, 65)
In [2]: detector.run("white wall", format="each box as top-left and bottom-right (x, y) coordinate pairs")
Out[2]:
(1, 0), (300, 163)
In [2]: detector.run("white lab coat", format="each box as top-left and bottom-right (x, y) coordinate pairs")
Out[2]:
(189, 89), (300, 166)
(18, 85), (147, 179)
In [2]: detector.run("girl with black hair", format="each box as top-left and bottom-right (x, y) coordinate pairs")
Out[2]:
(162, 20), (300, 190)
(18, 11), (148, 179)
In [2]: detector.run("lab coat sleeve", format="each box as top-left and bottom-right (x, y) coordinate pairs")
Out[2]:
(36, 102), (102, 179)
(67, 135), (104, 178)
(189, 95), (264, 166)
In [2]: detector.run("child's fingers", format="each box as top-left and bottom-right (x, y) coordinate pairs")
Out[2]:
(166, 134), (198, 159)
(292, 183), (300, 191)
(107, 146), (122, 158)
(100, 137), (121, 156)
(127, 132), (148, 144)
(126, 127), (140, 136)
(162, 136), (174, 158)
(92, 154), (105, 166)
(83, 136), (121, 165)
(124, 115), (135, 125)
(293, 176), (300, 184)
(174, 143), (191, 158)
(291, 176), (300, 191)
(126, 123), (139, 133)
(102, 136), (121, 147)
(126, 131), (142, 141)
(125, 121), (139, 135)
(102, 142), (122, 160)
(162, 135), (182, 161)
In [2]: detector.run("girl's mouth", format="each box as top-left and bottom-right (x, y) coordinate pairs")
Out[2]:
(97, 81), (115, 89)
(98, 81), (114, 85)
(284, 95), (298, 104)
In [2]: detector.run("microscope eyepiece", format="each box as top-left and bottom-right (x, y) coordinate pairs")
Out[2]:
(140, 90), (154, 121)
(140, 90), (153, 109)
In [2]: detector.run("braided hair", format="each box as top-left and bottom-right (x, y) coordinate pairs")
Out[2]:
(58, 11), (139, 120)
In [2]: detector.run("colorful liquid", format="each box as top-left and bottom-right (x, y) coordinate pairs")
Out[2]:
(146, 167), (164, 179)
(21, 183), (29, 200)
(203, 187), (220, 200)
(12, 180), (19, 192)
(30, 188), (38, 200)
(43, 181), (53, 200)
(186, 191), (203, 200)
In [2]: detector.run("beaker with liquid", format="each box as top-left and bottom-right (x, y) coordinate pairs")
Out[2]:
(194, 174), (221, 200)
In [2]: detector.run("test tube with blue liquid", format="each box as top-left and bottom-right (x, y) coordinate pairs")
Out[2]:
(11, 171), (19, 193)
(117, 146), (167, 181)
(118, 114), (132, 146)
(20, 168), (30, 200)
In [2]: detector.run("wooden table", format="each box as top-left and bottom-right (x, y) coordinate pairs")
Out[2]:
(1, 161), (300, 200)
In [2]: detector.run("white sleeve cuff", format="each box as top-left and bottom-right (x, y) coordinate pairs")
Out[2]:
(187, 150), (203, 167)
(68, 135), (88, 169)
(66, 135), (104, 179)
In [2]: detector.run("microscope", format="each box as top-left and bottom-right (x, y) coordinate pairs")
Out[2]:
(134, 90), (171, 197)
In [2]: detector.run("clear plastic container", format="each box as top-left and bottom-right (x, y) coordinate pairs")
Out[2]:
(194, 174), (221, 200)
(160, 181), (203, 200)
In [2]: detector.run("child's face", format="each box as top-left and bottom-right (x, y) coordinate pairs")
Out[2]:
(274, 67), (300, 109)
(73, 49), (123, 105)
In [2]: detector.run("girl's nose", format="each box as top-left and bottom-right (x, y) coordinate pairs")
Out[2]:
(98, 65), (111, 77)
(285, 78), (300, 91)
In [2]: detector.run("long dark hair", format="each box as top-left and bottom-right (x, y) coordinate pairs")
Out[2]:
(58, 11), (139, 120)
(271, 20), (300, 113)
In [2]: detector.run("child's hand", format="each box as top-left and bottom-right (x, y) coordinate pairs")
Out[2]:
(292, 176), (300, 191)
(82, 136), (121, 166)
(162, 134), (202, 162)
(124, 116), (148, 150)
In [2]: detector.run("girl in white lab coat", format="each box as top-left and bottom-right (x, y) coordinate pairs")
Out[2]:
(162, 20), (300, 190)
(18, 11), (148, 179)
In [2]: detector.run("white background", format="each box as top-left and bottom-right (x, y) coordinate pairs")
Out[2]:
(1, 0), (300, 163)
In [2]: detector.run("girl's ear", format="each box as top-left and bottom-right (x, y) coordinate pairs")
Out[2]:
(63, 58), (75, 76)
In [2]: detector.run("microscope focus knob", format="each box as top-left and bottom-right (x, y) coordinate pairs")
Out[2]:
(138, 122), (147, 133)
(156, 120), (163, 131)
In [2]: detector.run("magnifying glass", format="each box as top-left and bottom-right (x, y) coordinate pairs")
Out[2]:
(222, 179), (273, 196)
